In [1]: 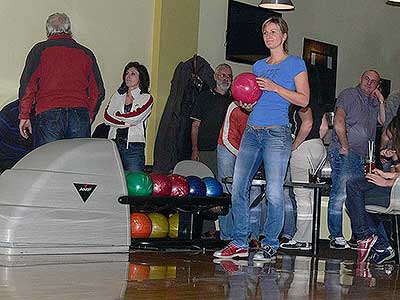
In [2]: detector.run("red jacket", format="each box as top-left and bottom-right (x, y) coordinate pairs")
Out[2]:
(18, 34), (105, 119)
(218, 102), (249, 156)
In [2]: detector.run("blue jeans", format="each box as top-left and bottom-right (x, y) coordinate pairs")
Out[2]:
(231, 124), (291, 250)
(328, 148), (365, 239)
(115, 139), (145, 172)
(345, 176), (391, 249)
(217, 144), (264, 240)
(34, 107), (90, 148)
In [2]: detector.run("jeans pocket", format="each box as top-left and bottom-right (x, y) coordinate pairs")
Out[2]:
(36, 110), (61, 130)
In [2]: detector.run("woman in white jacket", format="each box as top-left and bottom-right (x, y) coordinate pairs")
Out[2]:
(104, 62), (153, 171)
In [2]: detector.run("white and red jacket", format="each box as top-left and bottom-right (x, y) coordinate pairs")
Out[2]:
(104, 87), (153, 147)
(218, 102), (249, 156)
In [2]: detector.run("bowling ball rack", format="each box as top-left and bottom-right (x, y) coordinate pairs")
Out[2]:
(118, 194), (231, 251)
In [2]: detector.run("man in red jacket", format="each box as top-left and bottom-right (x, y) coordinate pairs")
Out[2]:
(18, 12), (105, 148)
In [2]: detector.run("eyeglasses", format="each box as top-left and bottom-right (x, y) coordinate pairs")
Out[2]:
(216, 72), (233, 80)
(362, 75), (380, 86)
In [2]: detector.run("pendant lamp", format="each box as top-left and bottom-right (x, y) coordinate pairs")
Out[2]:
(387, 0), (400, 6)
(259, 0), (295, 10)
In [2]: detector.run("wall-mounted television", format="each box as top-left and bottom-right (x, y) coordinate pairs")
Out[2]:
(226, 0), (281, 65)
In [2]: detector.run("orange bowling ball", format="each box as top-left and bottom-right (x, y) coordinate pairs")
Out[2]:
(130, 212), (152, 238)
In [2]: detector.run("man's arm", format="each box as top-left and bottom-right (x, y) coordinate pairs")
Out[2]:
(333, 107), (349, 154)
(191, 119), (201, 161)
(87, 53), (105, 122)
(319, 113), (329, 139)
(372, 88), (385, 125)
(292, 107), (313, 150)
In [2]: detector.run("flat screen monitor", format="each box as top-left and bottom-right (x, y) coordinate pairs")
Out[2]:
(226, 0), (281, 65)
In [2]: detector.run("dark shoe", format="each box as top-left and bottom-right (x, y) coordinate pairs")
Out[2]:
(280, 240), (311, 251)
(329, 237), (350, 250)
(253, 244), (277, 262)
(213, 242), (249, 259)
(279, 236), (291, 245)
(369, 247), (395, 265)
(347, 236), (358, 250)
(357, 235), (378, 263)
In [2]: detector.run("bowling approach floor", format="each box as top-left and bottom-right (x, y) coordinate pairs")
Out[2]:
(3, 242), (399, 300)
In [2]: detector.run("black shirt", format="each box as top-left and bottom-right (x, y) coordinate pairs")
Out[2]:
(289, 97), (325, 141)
(191, 89), (232, 151)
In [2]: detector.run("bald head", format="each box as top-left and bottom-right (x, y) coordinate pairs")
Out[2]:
(360, 69), (381, 97)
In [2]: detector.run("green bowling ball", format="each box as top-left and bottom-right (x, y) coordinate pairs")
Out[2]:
(126, 172), (153, 196)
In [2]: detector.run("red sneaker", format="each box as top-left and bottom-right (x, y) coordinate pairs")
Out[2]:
(213, 243), (248, 259)
(357, 235), (378, 263)
(213, 258), (248, 274)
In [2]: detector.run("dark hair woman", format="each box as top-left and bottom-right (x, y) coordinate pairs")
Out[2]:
(104, 62), (153, 171)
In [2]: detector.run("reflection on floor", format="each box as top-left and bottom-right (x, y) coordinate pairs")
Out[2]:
(1, 250), (399, 299)
(127, 251), (400, 300)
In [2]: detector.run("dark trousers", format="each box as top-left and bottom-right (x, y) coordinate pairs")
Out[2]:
(34, 107), (90, 148)
(345, 176), (391, 249)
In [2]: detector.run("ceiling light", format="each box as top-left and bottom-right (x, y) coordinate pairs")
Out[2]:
(259, 0), (295, 10)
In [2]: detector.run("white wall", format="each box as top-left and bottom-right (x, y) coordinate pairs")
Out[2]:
(0, 0), (154, 125)
(198, 0), (400, 94)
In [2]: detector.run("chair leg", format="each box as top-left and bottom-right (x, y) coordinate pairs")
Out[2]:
(394, 215), (400, 264)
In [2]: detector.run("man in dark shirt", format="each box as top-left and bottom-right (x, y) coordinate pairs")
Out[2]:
(190, 63), (233, 176)
(18, 13), (105, 148)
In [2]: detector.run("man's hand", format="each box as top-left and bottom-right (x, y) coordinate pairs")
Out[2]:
(339, 147), (349, 155)
(372, 88), (384, 104)
(236, 101), (256, 112)
(19, 119), (32, 139)
(191, 149), (199, 161)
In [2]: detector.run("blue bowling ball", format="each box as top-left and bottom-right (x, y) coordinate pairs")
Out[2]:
(187, 175), (206, 196)
(202, 177), (223, 197)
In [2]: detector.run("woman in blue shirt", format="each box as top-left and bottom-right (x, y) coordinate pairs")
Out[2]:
(214, 16), (309, 262)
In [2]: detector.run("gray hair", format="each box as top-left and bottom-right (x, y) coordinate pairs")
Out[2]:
(46, 13), (72, 37)
(215, 63), (232, 74)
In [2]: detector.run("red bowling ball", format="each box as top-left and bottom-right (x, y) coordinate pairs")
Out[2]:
(168, 174), (190, 197)
(231, 72), (262, 104)
(149, 173), (172, 196)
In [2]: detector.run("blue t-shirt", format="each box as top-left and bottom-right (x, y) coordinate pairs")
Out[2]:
(249, 54), (306, 127)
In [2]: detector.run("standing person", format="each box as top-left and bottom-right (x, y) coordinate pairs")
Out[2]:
(280, 104), (328, 250)
(217, 102), (264, 244)
(328, 70), (385, 249)
(104, 62), (153, 172)
(190, 64), (233, 176)
(214, 16), (309, 261)
(18, 13), (105, 147)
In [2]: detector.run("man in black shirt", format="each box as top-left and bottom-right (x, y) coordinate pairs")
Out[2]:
(190, 64), (233, 176)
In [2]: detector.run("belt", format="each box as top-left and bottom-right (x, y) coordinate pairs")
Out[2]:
(248, 124), (280, 130)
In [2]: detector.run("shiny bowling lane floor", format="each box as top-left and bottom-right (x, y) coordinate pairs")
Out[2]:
(127, 252), (400, 300)
(1, 251), (399, 299)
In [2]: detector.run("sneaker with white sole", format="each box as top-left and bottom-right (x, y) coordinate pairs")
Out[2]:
(213, 242), (249, 259)
(357, 235), (378, 263)
(369, 247), (395, 265)
(329, 237), (349, 249)
(253, 244), (277, 262)
(280, 240), (311, 251)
